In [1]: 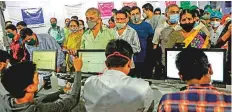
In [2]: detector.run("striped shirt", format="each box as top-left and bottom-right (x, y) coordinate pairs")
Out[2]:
(158, 84), (232, 112)
(113, 25), (141, 53)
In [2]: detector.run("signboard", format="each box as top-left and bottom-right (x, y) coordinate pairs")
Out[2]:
(64, 4), (83, 19)
(98, 2), (114, 17)
(21, 8), (45, 27)
(123, 2), (137, 7)
(180, 1), (191, 9)
(165, 1), (176, 7)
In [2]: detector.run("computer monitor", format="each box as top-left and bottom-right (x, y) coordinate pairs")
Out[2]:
(32, 50), (57, 71)
(78, 49), (106, 74)
(165, 48), (226, 83)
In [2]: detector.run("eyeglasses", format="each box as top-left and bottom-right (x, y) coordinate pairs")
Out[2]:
(115, 18), (127, 21)
(86, 17), (98, 21)
(169, 11), (179, 14)
(131, 13), (140, 16)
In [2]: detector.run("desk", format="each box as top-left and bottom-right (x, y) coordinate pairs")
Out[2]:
(37, 76), (232, 112)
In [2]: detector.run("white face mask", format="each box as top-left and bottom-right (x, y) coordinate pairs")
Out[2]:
(78, 25), (84, 30)
(116, 23), (127, 30)
(211, 21), (220, 28)
(142, 13), (147, 19)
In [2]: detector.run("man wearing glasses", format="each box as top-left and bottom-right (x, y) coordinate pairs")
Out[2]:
(80, 8), (115, 49)
(112, 10), (141, 74)
(113, 10), (141, 55)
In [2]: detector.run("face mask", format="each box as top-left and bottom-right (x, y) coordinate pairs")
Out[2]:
(116, 23), (127, 30)
(180, 22), (195, 32)
(87, 20), (97, 29)
(202, 14), (210, 20)
(169, 14), (179, 24)
(131, 14), (141, 23)
(70, 27), (78, 33)
(211, 21), (220, 28)
(65, 22), (70, 27)
(7, 33), (14, 38)
(51, 23), (57, 27)
(194, 21), (200, 27)
(79, 25), (84, 30)
(27, 38), (36, 46)
(142, 13), (147, 19)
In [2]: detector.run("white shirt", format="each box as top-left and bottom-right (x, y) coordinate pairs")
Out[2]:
(83, 70), (155, 112)
(114, 25), (141, 53)
(209, 25), (224, 46)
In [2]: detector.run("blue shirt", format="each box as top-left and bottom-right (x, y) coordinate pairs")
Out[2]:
(25, 33), (64, 68)
(129, 21), (154, 62)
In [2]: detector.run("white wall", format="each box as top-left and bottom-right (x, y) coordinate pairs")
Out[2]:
(3, 0), (205, 34)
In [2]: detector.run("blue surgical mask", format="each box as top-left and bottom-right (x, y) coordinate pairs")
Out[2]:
(169, 14), (179, 24)
(194, 21), (200, 27)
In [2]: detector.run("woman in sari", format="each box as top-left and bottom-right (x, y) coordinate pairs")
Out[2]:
(166, 9), (210, 49)
(63, 20), (83, 72)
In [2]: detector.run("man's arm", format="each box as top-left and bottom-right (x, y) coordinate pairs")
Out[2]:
(37, 72), (81, 112)
(143, 83), (155, 112)
(157, 94), (167, 112)
(37, 56), (82, 112)
(58, 28), (65, 44)
(131, 31), (141, 53)
(80, 34), (86, 49)
(153, 28), (162, 49)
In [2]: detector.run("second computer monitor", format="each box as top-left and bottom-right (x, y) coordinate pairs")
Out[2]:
(78, 49), (106, 73)
(165, 48), (226, 83)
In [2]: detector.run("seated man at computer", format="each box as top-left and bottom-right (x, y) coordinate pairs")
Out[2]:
(1, 56), (82, 112)
(157, 48), (231, 112)
(83, 39), (155, 112)
(20, 28), (64, 72)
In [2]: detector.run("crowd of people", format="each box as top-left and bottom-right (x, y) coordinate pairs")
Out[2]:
(0, 3), (231, 112)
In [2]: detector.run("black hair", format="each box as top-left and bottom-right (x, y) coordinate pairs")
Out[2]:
(50, 17), (57, 22)
(65, 18), (70, 22)
(105, 39), (133, 68)
(142, 3), (154, 12)
(78, 20), (85, 30)
(0, 50), (17, 66)
(108, 16), (115, 23)
(71, 16), (78, 20)
(112, 9), (117, 13)
(154, 8), (161, 13)
(199, 9), (204, 17)
(175, 48), (209, 81)
(5, 24), (17, 31)
(131, 6), (141, 13)
(16, 21), (27, 27)
(1, 61), (36, 98)
(116, 10), (128, 18)
(20, 28), (33, 39)
(5, 21), (12, 25)
(70, 20), (79, 26)
(0, 50), (11, 63)
(180, 9), (194, 20)
(191, 9), (200, 18)
(78, 20), (85, 26)
(121, 6), (132, 14)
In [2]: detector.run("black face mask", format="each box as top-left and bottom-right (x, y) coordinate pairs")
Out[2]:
(180, 22), (195, 32)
